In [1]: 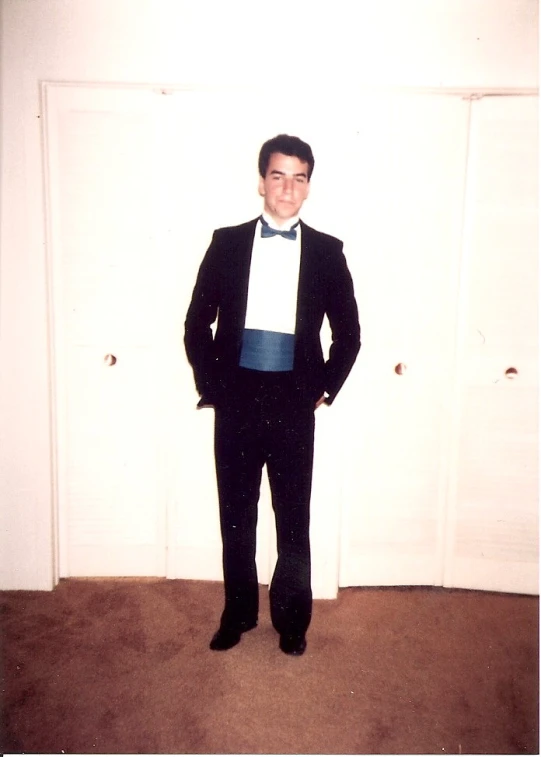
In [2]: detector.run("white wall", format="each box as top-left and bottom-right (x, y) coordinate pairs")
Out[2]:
(0, 0), (538, 589)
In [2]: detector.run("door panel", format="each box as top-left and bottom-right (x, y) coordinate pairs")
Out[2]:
(444, 96), (538, 594)
(46, 87), (168, 576)
(338, 95), (470, 587)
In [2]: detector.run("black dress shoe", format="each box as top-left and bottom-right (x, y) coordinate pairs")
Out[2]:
(279, 634), (307, 656)
(209, 621), (257, 651)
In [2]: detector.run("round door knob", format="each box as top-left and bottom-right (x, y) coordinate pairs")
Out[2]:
(504, 367), (518, 379)
(394, 363), (407, 375)
(104, 354), (117, 367)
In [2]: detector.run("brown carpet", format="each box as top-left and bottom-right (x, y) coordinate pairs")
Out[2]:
(0, 579), (538, 754)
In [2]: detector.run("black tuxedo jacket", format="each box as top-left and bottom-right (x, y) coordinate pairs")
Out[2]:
(184, 218), (360, 407)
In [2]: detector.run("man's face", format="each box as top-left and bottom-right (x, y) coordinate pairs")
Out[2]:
(258, 152), (310, 225)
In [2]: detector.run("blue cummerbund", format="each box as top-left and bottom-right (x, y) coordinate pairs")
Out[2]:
(239, 329), (295, 372)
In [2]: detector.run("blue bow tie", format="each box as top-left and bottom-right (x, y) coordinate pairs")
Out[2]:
(260, 217), (299, 241)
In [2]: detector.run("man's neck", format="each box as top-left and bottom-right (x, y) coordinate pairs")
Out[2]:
(262, 211), (300, 231)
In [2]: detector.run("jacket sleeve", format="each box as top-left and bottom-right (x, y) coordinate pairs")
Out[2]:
(184, 231), (221, 401)
(324, 243), (361, 404)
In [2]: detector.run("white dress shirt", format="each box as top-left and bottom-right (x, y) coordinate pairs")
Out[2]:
(243, 213), (301, 336)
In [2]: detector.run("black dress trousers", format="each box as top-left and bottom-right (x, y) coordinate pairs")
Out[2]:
(213, 369), (315, 638)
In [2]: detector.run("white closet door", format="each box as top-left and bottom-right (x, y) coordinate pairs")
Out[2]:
(338, 95), (470, 587)
(46, 86), (172, 576)
(444, 96), (538, 594)
(45, 87), (319, 586)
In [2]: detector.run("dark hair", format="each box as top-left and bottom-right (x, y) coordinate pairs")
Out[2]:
(258, 134), (315, 180)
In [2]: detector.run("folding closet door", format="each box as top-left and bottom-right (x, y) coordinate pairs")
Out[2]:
(443, 95), (538, 594)
(337, 94), (470, 587)
(338, 93), (538, 595)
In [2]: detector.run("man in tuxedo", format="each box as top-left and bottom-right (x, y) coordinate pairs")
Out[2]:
(185, 134), (360, 656)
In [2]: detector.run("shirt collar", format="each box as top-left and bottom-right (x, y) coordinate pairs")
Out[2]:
(261, 211), (300, 231)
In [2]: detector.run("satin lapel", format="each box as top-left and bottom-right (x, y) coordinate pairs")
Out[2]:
(296, 221), (316, 332)
(231, 218), (258, 334)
